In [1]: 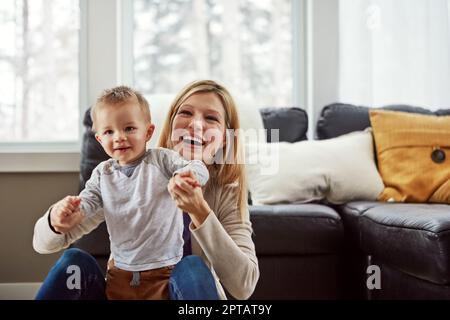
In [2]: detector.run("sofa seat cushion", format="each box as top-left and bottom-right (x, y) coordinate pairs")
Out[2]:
(355, 203), (450, 285)
(250, 204), (344, 255)
(335, 201), (381, 244)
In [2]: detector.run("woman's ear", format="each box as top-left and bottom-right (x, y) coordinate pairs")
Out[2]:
(146, 124), (156, 142)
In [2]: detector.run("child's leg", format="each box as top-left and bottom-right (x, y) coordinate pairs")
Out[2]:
(168, 255), (219, 300)
(35, 248), (106, 300)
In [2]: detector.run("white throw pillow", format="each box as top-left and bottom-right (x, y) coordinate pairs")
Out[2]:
(246, 129), (384, 205)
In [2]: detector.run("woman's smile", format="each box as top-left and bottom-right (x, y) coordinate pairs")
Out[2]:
(181, 135), (205, 147)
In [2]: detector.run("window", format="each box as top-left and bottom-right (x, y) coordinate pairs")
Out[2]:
(338, 0), (450, 110)
(132, 0), (294, 107)
(0, 0), (80, 143)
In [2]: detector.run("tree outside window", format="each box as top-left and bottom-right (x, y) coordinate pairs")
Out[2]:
(0, 0), (80, 143)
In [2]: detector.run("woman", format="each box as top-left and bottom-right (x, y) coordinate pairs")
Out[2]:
(33, 80), (259, 300)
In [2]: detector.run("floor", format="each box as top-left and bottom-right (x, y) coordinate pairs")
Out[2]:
(0, 283), (42, 300)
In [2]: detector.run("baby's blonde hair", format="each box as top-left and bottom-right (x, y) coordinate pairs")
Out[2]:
(91, 86), (151, 131)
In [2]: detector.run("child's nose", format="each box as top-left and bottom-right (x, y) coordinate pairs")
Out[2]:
(114, 131), (126, 142)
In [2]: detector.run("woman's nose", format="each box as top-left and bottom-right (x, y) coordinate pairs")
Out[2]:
(188, 117), (204, 131)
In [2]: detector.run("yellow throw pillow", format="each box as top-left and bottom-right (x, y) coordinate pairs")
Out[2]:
(369, 110), (450, 203)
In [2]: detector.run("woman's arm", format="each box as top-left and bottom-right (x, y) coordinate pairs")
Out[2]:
(168, 176), (260, 299)
(189, 184), (260, 300)
(168, 171), (211, 227)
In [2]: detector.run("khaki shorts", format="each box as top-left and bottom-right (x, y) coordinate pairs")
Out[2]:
(105, 260), (174, 300)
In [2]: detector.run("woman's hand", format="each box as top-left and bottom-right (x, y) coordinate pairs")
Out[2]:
(168, 171), (212, 228)
(50, 196), (85, 233)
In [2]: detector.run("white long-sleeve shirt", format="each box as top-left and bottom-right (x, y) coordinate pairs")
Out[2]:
(78, 148), (209, 271)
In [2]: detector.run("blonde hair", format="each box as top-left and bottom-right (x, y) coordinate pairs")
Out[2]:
(157, 80), (248, 221)
(91, 86), (151, 131)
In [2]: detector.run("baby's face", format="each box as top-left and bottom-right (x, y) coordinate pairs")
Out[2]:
(94, 103), (154, 165)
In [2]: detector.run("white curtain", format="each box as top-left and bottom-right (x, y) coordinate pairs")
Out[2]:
(338, 0), (450, 110)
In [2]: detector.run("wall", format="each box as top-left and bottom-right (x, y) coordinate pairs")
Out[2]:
(0, 173), (79, 282)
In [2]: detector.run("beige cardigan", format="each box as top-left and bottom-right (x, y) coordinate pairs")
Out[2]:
(32, 181), (259, 300)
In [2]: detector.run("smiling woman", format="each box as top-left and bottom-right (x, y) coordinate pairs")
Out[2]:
(157, 80), (259, 299)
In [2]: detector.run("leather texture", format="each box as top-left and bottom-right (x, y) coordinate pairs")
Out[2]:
(369, 258), (450, 300)
(250, 255), (344, 299)
(340, 202), (450, 285)
(250, 204), (343, 255)
(79, 108), (109, 191)
(260, 107), (308, 142)
(316, 103), (446, 140)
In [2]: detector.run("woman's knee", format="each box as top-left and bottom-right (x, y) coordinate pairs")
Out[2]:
(58, 248), (99, 270)
(171, 255), (213, 284)
(170, 255), (218, 300)
(36, 248), (105, 300)
(174, 255), (209, 274)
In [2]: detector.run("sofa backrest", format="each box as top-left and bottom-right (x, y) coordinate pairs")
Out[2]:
(260, 107), (308, 143)
(316, 103), (450, 140)
(79, 108), (109, 191)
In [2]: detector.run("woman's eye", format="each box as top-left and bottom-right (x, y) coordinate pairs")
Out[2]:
(206, 116), (218, 122)
(178, 110), (192, 116)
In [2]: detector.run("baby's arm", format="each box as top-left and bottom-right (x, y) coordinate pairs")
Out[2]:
(150, 148), (209, 187)
(33, 164), (106, 253)
(155, 148), (209, 186)
(78, 165), (103, 217)
(171, 156), (209, 187)
(49, 164), (103, 233)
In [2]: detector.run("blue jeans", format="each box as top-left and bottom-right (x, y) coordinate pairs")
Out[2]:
(35, 248), (219, 300)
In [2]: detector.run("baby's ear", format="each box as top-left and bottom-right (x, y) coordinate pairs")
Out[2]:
(146, 124), (155, 141)
(94, 133), (102, 144)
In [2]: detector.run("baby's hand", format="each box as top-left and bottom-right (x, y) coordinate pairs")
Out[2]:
(178, 171), (201, 188)
(168, 171), (201, 201)
(50, 196), (84, 233)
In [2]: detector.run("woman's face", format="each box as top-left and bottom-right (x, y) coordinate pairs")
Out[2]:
(171, 92), (227, 162)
